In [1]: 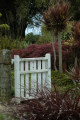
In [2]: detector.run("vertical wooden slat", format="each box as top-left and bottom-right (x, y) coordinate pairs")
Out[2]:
(42, 60), (46, 88)
(38, 60), (41, 92)
(30, 61), (36, 95)
(45, 60), (48, 87)
(20, 61), (24, 97)
(25, 61), (29, 98)
(44, 61), (47, 88)
(30, 61), (33, 95)
(14, 55), (20, 102)
(33, 61), (37, 93)
(45, 54), (51, 90)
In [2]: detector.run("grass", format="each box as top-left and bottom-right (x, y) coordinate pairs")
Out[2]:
(0, 114), (4, 120)
(0, 114), (16, 120)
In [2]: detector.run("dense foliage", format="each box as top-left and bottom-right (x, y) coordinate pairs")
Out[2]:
(13, 87), (80, 120)
(0, 13), (10, 36)
(0, 0), (50, 38)
(42, 0), (70, 32)
(11, 42), (73, 71)
(69, 0), (80, 20)
(51, 71), (73, 86)
(25, 32), (40, 45)
(0, 36), (27, 50)
(72, 21), (80, 59)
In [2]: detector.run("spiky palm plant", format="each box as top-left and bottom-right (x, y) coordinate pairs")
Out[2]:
(68, 66), (80, 84)
(43, 0), (70, 72)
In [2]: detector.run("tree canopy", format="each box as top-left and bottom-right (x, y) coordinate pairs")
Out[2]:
(0, 0), (80, 39)
(69, 0), (80, 20)
(0, 0), (50, 39)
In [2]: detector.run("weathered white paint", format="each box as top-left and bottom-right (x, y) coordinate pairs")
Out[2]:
(14, 55), (20, 102)
(20, 61), (24, 97)
(38, 60), (41, 92)
(25, 61), (29, 98)
(42, 60), (46, 88)
(46, 54), (51, 89)
(12, 53), (51, 101)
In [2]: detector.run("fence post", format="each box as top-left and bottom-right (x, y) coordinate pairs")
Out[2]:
(0, 49), (11, 102)
(14, 55), (20, 102)
(45, 53), (51, 90)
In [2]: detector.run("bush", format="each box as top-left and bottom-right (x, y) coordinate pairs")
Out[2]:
(51, 71), (73, 86)
(0, 36), (27, 50)
(11, 42), (72, 71)
(13, 87), (80, 120)
(71, 21), (80, 61)
(51, 71), (80, 92)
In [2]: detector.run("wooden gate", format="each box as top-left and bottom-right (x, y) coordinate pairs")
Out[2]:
(12, 53), (51, 101)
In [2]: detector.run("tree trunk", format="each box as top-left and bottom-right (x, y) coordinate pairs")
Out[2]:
(50, 31), (57, 71)
(75, 56), (78, 67)
(10, 22), (26, 39)
(58, 32), (63, 73)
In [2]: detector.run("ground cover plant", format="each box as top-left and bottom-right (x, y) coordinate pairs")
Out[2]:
(0, 114), (4, 120)
(0, 114), (14, 120)
(13, 87), (80, 120)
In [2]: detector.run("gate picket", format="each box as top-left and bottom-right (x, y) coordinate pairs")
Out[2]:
(20, 61), (24, 97)
(38, 60), (41, 92)
(25, 61), (29, 98)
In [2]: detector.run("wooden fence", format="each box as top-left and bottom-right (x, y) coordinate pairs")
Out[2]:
(12, 53), (51, 101)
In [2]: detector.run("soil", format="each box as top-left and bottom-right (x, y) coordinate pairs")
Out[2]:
(0, 103), (17, 114)
(0, 104), (5, 113)
(0, 98), (26, 119)
(0, 99), (18, 119)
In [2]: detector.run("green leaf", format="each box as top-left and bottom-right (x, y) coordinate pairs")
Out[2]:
(0, 24), (10, 30)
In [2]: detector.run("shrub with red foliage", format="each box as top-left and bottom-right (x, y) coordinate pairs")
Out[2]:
(13, 87), (80, 120)
(71, 21), (80, 60)
(11, 42), (72, 70)
(72, 21), (80, 41)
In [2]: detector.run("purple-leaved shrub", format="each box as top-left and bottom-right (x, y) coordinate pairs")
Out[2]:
(11, 42), (72, 71)
(13, 87), (80, 120)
